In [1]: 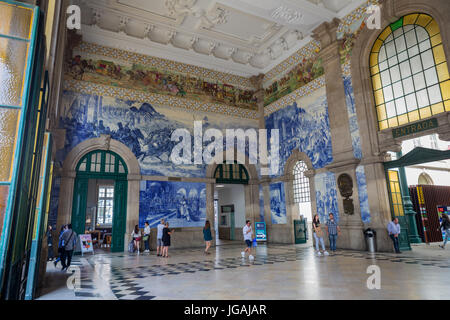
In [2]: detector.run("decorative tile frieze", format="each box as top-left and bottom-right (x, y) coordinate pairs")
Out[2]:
(76, 41), (255, 89)
(264, 76), (326, 116)
(263, 40), (321, 85)
(337, 0), (379, 37)
(63, 79), (259, 119)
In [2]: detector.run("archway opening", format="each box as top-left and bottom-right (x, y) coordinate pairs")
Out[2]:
(72, 150), (128, 253)
(213, 163), (249, 244)
(293, 160), (313, 243)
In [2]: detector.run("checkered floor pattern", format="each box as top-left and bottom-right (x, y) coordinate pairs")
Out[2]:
(71, 246), (450, 300)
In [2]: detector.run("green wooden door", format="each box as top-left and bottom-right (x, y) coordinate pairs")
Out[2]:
(112, 179), (127, 252)
(72, 151), (128, 253)
(71, 178), (88, 237)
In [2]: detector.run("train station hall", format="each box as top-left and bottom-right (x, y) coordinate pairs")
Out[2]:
(0, 0), (449, 301)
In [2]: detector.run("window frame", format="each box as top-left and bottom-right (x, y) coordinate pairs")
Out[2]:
(370, 13), (450, 131)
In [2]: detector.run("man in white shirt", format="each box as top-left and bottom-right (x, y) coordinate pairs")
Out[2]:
(241, 220), (254, 260)
(143, 221), (151, 253)
(387, 217), (401, 253)
(156, 219), (165, 257)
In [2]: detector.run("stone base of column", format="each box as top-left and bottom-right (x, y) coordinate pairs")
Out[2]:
(336, 224), (365, 251)
(266, 224), (295, 244)
(372, 226), (397, 252)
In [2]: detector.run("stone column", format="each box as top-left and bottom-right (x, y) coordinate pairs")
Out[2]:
(312, 19), (364, 250)
(206, 182), (216, 247)
(56, 170), (76, 229)
(126, 174), (141, 251)
(283, 176), (297, 243)
(312, 19), (356, 166)
(261, 180), (272, 241)
(250, 74), (265, 130)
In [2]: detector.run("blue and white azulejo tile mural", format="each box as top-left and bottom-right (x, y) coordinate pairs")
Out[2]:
(269, 182), (287, 224)
(265, 86), (333, 178)
(259, 184), (265, 222)
(139, 180), (206, 228)
(343, 75), (362, 159)
(356, 165), (371, 224)
(314, 171), (339, 223)
(58, 90), (257, 177)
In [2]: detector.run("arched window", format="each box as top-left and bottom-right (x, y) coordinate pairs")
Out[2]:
(293, 161), (310, 203)
(370, 13), (450, 130)
(76, 150), (128, 176)
(418, 172), (434, 185)
(214, 163), (249, 184)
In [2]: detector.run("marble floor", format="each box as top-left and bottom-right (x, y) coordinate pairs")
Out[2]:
(37, 241), (450, 300)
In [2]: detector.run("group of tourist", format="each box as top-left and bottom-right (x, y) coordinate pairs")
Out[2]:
(46, 223), (78, 271)
(46, 212), (450, 266)
(129, 211), (450, 258)
(311, 213), (340, 256)
(131, 218), (214, 257)
(130, 219), (175, 257)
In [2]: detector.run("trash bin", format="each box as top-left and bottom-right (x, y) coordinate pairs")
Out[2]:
(364, 228), (377, 253)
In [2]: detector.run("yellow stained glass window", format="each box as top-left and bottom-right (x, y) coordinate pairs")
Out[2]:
(370, 14), (450, 131)
(0, 109), (20, 181)
(388, 170), (404, 217)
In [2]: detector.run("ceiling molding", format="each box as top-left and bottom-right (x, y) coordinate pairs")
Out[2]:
(74, 0), (369, 79)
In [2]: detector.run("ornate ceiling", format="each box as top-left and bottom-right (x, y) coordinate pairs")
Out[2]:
(74, 0), (365, 77)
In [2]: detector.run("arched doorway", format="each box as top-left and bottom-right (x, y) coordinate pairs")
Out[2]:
(71, 150), (128, 252)
(214, 163), (249, 242)
(283, 150), (317, 244)
(293, 161), (313, 224)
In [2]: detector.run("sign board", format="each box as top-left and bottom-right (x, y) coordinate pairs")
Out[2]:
(255, 222), (267, 242)
(392, 118), (438, 138)
(79, 234), (94, 255)
(437, 206), (450, 240)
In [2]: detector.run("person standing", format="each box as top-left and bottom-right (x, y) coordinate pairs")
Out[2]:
(143, 221), (151, 253)
(439, 213), (450, 249)
(131, 225), (142, 254)
(61, 224), (77, 271)
(203, 220), (212, 255)
(387, 217), (401, 253)
(241, 220), (254, 261)
(312, 214), (328, 256)
(46, 225), (54, 261)
(326, 213), (340, 253)
(156, 219), (165, 257)
(162, 222), (174, 258)
(54, 225), (67, 268)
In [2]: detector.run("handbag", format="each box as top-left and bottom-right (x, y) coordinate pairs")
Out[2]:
(128, 240), (135, 253)
(143, 235), (149, 241)
(315, 225), (323, 238)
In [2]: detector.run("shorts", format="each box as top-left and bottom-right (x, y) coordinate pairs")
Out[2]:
(157, 238), (163, 247)
(245, 240), (252, 248)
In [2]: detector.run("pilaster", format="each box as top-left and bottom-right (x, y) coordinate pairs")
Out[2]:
(312, 18), (356, 166)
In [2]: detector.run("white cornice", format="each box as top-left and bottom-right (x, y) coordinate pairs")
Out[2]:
(80, 24), (261, 77)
